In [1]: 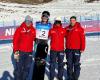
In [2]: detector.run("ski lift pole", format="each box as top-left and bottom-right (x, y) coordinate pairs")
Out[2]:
(13, 20), (16, 27)
(97, 14), (100, 40)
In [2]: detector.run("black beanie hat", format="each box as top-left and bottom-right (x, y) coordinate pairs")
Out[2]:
(42, 11), (50, 16)
(42, 11), (50, 20)
(54, 20), (62, 25)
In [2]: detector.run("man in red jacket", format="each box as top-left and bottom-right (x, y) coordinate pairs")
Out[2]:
(13, 15), (36, 80)
(49, 17), (66, 80)
(65, 16), (85, 80)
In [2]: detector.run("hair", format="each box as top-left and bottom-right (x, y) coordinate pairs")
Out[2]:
(70, 16), (77, 20)
(42, 11), (50, 17)
(54, 20), (62, 26)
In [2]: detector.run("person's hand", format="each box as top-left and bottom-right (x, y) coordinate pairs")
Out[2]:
(80, 50), (84, 53)
(41, 59), (46, 65)
(14, 51), (19, 62)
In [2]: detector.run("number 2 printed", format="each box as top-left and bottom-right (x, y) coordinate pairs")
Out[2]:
(42, 31), (45, 36)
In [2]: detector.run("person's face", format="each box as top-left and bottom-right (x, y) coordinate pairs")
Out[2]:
(70, 18), (76, 26)
(25, 20), (32, 27)
(55, 23), (61, 27)
(41, 17), (48, 23)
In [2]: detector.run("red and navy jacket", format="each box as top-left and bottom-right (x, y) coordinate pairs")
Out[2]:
(13, 22), (36, 53)
(65, 22), (85, 51)
(49, 25), (66, 51)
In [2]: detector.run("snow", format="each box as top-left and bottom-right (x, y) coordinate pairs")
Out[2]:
(0, 0), (100, 24)
(0, 38), (100, 80)
(0, 0), (100, 80)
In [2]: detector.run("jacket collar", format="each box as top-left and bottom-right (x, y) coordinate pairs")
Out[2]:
(21, 22), (33, 29)
(67, 22), (80, 31)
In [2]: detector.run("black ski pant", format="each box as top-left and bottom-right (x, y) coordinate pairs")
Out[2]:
(65, 49), (81, 80)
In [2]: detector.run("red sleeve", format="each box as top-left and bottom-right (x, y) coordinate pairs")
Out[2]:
(34, 29), (36, 39)
(13, 27), (21, 53)
(33, 27), (36, 39)
(48, 29), (52, 38)
(80, 28), (86, 51)
(65, 27), (68, 37)
(64, 28), (67, 37)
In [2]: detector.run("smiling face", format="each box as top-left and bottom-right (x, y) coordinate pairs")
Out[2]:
(25, 20), (32, 27)
(41, 16), (48, 24)
(70, 18), (77, 26)
(25, 15), (32, 27)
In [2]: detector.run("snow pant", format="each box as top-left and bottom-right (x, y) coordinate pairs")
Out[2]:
(49, 50), (64, 80)
(32, 59), (46, 80)
(65, 49), (81, 80)
(14, 51), (32, 80)
(32, 41), (48, 80)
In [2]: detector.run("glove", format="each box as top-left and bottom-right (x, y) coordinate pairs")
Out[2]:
(14, 51), (19, 62)
(40, 59), (46, 65)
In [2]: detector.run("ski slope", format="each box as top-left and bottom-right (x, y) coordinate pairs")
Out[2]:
(0, 0), (100, 80)
(0, 0), (100, 23)
(0, 37), (100, 80)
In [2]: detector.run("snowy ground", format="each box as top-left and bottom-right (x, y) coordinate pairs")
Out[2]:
(0, 37), (100, 80)
(0, 0), (100, 80)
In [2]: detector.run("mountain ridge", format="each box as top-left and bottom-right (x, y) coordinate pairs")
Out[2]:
(0, 0), (52, 4)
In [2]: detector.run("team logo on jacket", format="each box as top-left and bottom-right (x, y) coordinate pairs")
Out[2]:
(21, 28), (31, 33)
